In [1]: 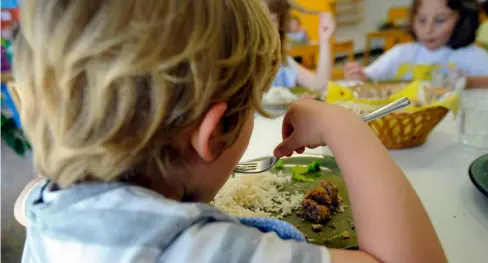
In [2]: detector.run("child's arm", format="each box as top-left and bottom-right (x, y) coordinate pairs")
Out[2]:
(274, 100), (447, 263)
(14, 177), (44, 227)
(294, 13), (334, 92)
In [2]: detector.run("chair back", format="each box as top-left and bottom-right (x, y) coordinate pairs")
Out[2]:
(387, 7), (410, 27)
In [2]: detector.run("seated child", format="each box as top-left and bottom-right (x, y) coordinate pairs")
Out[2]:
(14, 0), (446, 262)
(266, 0), (333, 92)
(345, 0), (488, 86)
(287, 16), (310, 45)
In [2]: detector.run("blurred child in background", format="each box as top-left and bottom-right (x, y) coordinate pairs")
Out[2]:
(287, 15), (310, 44)
(345, 0), (488, 88)
(266, 0), (333, 92)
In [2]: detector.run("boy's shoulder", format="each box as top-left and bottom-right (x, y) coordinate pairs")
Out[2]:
(25, 179), (234, 222)
(22, 180), (330, 263)
(24, 180), (236, 244)
(22, 180), (237, 262)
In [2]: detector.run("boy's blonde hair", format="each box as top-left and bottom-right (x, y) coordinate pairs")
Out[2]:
(14, 0), (280, 188)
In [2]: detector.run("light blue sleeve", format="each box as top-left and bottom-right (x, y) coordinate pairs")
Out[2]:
(272, 57), (298, 88)
(364, 44), (406, 81)
(459, 47), (488, 76)
(163, 221), (331, 263)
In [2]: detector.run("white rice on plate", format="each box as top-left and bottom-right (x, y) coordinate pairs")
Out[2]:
(212, 172), (303, 218)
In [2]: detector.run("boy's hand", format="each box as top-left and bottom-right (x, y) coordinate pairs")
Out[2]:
(318, 12), (335, 44)
(344, 61), (369, 81)
(274, 100), (354, 158)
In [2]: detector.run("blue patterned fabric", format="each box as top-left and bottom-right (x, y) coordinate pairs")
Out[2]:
(238, 217), (306, 242)
(272, 57), (298, 88)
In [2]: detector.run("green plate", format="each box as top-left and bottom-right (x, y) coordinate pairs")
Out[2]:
(250, 154), (358, 249)
(469, 154), (488, 198)
(289, 86), (315, 95)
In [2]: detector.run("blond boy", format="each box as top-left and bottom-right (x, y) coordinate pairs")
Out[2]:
(14, 0), (446, 262)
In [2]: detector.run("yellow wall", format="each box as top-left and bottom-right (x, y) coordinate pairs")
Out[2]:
(291, 0), (334, 41)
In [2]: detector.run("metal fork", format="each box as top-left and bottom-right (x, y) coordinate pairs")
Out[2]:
(234, 97), (411, 174)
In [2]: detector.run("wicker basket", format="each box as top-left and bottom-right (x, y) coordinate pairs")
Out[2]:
(335, 82), (451, 149)
(368, 106), (448, 149)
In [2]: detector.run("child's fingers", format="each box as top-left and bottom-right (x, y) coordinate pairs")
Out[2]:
(295, 147), (306, 154)
(344, 63), (359, 74)
(346, 65), (366, 78)
(345, 63), (361, 72)
(349, 73), (366, 81)
(345, 67), (362, 79)
(281, 113), (294, 141)
(274, 133), (300, 158)
(318, 13), (335, 40)
(345, 61), (360, 67)
(344, 68), (354, 78)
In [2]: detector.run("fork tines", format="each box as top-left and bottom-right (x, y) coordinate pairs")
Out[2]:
(235, 163), (258, 172)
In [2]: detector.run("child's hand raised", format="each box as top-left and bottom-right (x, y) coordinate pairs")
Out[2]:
(274, 99), (359, 158)
(318, 12), (335, 44)
(344, 61), (369, 81)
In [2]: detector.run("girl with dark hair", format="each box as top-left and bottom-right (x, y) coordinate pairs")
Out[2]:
(345, 0), (488, 85)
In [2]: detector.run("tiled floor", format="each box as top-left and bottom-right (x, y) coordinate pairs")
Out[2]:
(1, 141), (34, 263)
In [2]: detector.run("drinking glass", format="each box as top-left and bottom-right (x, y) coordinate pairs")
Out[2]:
(459, 89), (488, 149)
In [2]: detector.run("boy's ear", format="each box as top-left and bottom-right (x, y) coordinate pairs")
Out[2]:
(191, 103), (227, 162)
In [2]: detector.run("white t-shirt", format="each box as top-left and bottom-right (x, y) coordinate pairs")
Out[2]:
(364, 43), (488, 81)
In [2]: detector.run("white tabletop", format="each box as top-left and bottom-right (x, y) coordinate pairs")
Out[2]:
(243, 112), (488, 263)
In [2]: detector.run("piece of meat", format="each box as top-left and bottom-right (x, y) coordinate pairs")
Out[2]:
(300, 199), (331, 223)
(320, 181), (340, 206)
(299, 180), (342, 224)
(304, 186), (332, 206)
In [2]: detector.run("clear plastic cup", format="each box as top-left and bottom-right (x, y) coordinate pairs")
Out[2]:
(459, 90), (488, 149)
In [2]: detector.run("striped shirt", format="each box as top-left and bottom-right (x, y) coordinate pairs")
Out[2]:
(22, 180), (331, 263)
